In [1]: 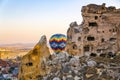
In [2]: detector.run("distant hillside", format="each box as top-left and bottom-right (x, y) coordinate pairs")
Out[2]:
(0, 43), (35, 49)
(0, 43), (35, 59)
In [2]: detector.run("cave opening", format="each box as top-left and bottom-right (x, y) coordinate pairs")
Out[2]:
(26, 62), (33, 66)
(101, 38), (105, 42)
(87, 36), (95, 41)
(90, 53), (97, 57)
(89, 22), (98, 26)
(78, 37), (81, 41)
(109, 38), (116, 41)
(95, 16), (98, 20)
(73, 44), (77, 50)
(84, 45), (90, 52)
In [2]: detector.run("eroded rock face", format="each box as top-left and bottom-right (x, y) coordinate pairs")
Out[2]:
(18, 35), (50, 80)
(66, 3), (120, 56)
(117, 24), (120, 51)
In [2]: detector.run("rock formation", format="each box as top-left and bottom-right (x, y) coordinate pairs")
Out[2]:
(18, 3), (120, 80)
(18, 35), (50, 80)
(66, 3), (120, 56)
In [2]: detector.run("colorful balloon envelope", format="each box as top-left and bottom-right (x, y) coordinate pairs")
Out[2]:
(49, 34), (67, 53)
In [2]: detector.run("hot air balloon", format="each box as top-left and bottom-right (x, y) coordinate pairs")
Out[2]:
(49, 34), (67, 54)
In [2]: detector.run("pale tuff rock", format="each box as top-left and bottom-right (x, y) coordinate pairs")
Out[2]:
(18, 35), (50, 80)
(74, 76), (81, 80)
(52, 77), (60, 80)
(66, 3), (120, 56)
(18, 3), (120, 80)
(87, 60), (97, 67)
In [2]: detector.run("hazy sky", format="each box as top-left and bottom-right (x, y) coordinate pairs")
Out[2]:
(0, 0), (120, 44)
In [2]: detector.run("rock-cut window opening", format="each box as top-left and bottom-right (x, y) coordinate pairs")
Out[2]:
(100, 54), (106, 57)
(109, 38), (116, 41)
(109, 29), (112, 32)
(73, 44), (77, 49)
(90, 53), (97, 57)
(95, 16), (98, 20)
(26, 62), (33, 66)
(84, 45), (90, 52)
(87, 36), (95, 41)
(89, 22), (98, 26)
(78, 37), (81, 41)
(97, 49), (101, 53)
(113, 28), (117, 32)
(101, 38), (105, 42)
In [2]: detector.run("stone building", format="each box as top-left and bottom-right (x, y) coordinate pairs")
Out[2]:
(66, 3), (120, 56)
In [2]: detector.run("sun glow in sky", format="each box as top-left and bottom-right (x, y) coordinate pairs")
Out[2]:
(0, 0), (120, 44)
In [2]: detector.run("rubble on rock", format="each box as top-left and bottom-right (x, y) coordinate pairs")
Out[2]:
(42, 52), (120, 80)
